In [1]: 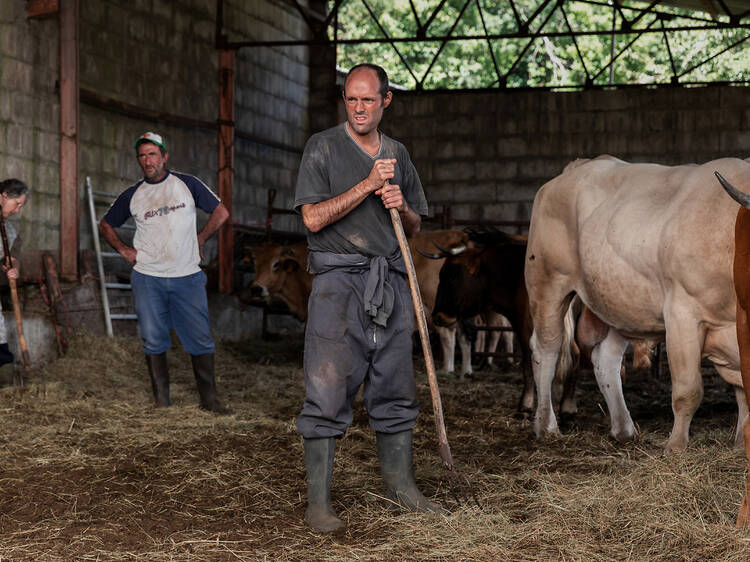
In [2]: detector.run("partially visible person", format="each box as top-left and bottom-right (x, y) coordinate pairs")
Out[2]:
(0, 179), (29, 368)
(99, 132), (230, 413)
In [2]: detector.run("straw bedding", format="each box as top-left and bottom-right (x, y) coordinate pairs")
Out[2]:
(0, 333), (748, 560)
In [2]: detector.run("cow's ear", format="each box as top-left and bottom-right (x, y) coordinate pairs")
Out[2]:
(283, 259), (299, 272)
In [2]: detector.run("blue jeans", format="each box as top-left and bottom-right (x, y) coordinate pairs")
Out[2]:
(131, 270), (215, 356)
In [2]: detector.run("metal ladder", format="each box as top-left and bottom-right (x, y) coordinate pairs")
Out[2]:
(86, 176), (138, 337)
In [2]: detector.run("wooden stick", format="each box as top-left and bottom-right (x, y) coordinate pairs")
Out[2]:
(0, 215), (30, 369)
(389, 207), (454, 470)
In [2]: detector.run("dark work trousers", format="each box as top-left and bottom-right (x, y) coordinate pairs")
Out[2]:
(296, 267), (419, 439)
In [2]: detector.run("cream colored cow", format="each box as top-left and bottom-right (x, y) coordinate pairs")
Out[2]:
(525, 155), (750, 452)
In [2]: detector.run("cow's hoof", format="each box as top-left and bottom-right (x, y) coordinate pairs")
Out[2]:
(663, 441), (687, 455)
(513, 406), (533, 420)
(558, 412), (578, 430)
(535, 428), (563, 440)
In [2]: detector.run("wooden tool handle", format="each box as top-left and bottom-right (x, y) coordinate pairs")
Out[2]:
(390, 207), (454, 470)
(0, 215), (30, 369)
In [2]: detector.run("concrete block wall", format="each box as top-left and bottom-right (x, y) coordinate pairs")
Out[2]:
(224, 0), (312, 235)
(79, 0), (220, 255)
(0, 0), (314, 260)
(0, 1), (59, 249)
(384, 86), (750, 230)
(3, 1), (748, 262)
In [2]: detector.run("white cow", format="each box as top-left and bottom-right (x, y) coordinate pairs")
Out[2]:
(525, 155), (750, 452)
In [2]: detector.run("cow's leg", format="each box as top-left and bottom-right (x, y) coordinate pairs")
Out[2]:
(558, 368), (579, 425)
(663, 305), (704, 453)
(473, 315), (487, 370)
(590, 329), (636, 442)
(739, 417), (750, 527)
(713, 365), (747, 449)
(486, 312), (511, 369)
(735, 384), (749, 449)
(437, 326), (455, 375)
(737, 298), (750, 526)
(557, 300), (581, 424)
(530, 328), (562, 437)
(457, 324), (473, 380)
(499, 315), (514, 367)
(528, 282), (574, 436)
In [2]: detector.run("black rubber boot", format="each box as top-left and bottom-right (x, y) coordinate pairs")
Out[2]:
(145, 353), (170, 407)
(0, 342), (14, 366)
(304, 437), (345, 532)
(376, 430), (447, 514)
(191, 353), (231, 414)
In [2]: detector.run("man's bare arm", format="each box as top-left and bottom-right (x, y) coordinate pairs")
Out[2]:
(198, 203), (230, 246)
(99, 219), (137, 265)
(301, 158), (396, 233)
(376, 182), (421, 236)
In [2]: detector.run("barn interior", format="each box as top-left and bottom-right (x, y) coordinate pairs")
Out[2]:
(1, 0), (750, 559)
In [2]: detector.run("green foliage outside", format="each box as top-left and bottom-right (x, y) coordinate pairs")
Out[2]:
(331, 0), (750, 89)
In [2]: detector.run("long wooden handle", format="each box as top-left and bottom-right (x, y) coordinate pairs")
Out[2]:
(390, 207), (454, 470)
(0, 216), (30, 369)
(8, 278), (30, 368)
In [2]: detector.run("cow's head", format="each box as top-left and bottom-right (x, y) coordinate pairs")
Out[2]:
(249, 243), (306, 300)
(432, 248), (487, 328)
(234, 242), (312, 321)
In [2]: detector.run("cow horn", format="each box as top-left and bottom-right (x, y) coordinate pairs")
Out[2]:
(415, 248), (444, 260)
(433, 242), (467, 256)
(716, 171), (750, 209)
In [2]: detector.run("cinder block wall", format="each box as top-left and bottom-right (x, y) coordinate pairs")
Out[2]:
(383, 86), (750, 228)
(226, 1), (313, 235)
(0, 2), (59, 249)
(0, 0), (313, 257)
(79, 0), (314, 254)
(2, 0), (748, 253)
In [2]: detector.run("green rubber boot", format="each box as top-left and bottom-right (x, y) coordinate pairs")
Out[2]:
(304, 437), (345, 532)
(376, 430), (447, 514)
(191, 353), (231, 415)
(145, 352), (170, 407)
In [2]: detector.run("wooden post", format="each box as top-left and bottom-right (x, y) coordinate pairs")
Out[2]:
(218, 48), (235, 295)
(59, 0), (79, 281)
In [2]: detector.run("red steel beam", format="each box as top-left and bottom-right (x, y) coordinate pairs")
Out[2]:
(59, 0), (79, 281)
(217, 48), (235, 295)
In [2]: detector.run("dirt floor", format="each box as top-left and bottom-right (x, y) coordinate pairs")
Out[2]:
(1, 334), (749, 560)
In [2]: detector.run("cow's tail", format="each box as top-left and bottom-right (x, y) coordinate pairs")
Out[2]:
(554, 298), (579, 382)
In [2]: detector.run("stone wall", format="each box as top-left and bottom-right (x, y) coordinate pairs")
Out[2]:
(383, 86), (750, 230)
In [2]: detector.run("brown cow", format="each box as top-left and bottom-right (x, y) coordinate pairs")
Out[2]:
(243, 231), (474, 373)
(715, 171), (750, 527)
(430, 232), (653, 420)
(244, 241), (312, 321)
(430, 232), (560, 415)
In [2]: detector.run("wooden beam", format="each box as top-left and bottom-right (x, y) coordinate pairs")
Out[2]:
(217, 49), (235, 295)
(26, 0), (59, 18)
(59, 0), (79, 281)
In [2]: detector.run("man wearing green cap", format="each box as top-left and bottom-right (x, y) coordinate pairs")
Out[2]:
(99, 132), (231, 413)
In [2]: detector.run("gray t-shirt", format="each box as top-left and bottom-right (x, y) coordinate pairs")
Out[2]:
(294, 123), (428, 257)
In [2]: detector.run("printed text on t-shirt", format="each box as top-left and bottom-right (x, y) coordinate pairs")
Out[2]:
(144, 202), (186, 220)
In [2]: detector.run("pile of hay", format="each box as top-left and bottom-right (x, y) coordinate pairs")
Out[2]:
(0, 333), (748, 560)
